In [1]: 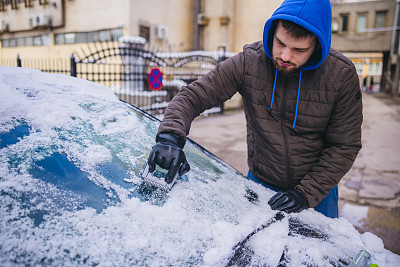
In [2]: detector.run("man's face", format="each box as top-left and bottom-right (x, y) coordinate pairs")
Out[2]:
(272, 22), (317, 74)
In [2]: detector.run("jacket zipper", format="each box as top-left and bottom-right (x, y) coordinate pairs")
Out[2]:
(281, 78), (292, 188)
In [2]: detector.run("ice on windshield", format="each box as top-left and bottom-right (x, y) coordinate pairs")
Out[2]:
(1, 66), (399, 266)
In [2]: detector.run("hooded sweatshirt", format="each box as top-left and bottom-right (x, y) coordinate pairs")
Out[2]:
(263, 0), (332, 129)
(263, 0), (332, 71)
(158, 0), (362, 207)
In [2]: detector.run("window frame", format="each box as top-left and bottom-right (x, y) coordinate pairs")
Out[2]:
(139, 25), (150, 43)
(339, 13), (350, 33)
(374, 10), (388, 29)
(356, 12), (368, 33)
(54, 33), (65, 45)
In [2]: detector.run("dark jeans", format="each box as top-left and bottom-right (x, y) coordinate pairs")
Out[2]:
(247, 170), (338, 218)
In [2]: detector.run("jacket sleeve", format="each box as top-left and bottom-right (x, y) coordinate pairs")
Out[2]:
(295, 63), (363, 208)
(157, 52), (246, 140)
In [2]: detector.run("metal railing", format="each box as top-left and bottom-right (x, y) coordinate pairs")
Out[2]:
(6, 42), (229, 117)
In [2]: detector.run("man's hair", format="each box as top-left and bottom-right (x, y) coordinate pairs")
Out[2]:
(270, 19), (322, 64)
(278, 19), (315, 40)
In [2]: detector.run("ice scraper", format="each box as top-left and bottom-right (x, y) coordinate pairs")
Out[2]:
(141, 163), (179, 191)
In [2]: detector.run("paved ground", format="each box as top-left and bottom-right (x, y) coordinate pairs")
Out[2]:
(188, 92), (400, 255)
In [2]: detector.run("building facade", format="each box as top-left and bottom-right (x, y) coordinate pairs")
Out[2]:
(2, 0), (399, 94)
(0, 0), (282, 63)
(331, 0), (399, 93)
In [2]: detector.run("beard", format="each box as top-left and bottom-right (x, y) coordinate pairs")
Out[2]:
(273, 57), (304, 74)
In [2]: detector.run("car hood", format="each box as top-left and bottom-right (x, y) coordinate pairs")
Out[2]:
(0, 66), (399, 266)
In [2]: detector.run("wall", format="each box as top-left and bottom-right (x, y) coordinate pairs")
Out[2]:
(232, 0), (282, 52)
(0, 0), (64, 32)
(129, 0), (195, 51)
(202, 0), (234, 51)
(0, 0), (129, 61)
(331, 0), (396, 52)
(63, 0), (129, 32)
(201, 0), (283, 52)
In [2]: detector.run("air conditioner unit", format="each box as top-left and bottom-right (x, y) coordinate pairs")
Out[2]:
(332, 22), (339, 33)
(155, 25), (168, 39)
(29, 14), (50, 28)
(0, 19), (8, 32)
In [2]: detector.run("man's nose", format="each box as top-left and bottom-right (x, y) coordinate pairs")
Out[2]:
(281, 48), (292, 62)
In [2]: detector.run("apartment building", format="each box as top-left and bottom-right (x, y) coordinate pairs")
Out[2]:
(331, 0), (399, 93)
(2, 0), (398, 93)
(0, 0), (282, 62)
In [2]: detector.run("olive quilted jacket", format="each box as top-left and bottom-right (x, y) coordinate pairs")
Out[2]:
(158, 41), (362, 207)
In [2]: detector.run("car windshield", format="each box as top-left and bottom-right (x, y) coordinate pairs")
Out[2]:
(1, 66), (399, 266)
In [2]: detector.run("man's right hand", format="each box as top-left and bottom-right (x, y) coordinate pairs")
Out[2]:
(147, 132), (190, 183)
(268, 189), (308, 213)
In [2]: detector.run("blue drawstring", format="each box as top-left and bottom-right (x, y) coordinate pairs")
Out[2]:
(270, 69), (278, 109)
(292, 69), (302, 129)
(269, 68), (302, 129)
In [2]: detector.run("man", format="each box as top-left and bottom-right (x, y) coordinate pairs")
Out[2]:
(147, 0), (362, 218)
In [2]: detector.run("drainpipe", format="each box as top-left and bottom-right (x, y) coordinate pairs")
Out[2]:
(194, 0), (201, 50)
(391, 0), (400, 94)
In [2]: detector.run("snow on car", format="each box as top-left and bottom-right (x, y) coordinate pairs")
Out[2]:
(0, 66), (399, 266)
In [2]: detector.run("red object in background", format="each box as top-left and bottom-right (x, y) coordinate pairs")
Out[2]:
(148, 68), (163, 91)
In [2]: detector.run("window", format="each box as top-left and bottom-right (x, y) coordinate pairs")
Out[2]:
(1, 34), (49, 48)
(16, 38), (24, 47)
(33, 35), (42, 46)
(54, 33), (65, 45)
(25, 36), (33, 46)
(369, 61), (382, 75)
(76, 32), (87, 43)
(99, 30), (111, 42)
(111, 28), (123, 42)
(54, 28), (123, 45)
(87, 31), (98, 43)
(9, 38), (17, 47)
(353, 61), (364, 75)
(42, 34), (50, 46)
(339, 13), (349, 33)
(139, 25), (150, 42)
(2, 39), (9, 47)
(356, 13), (368, 32)
(375, 11), (387, 28)
(64, 33), (76, 44)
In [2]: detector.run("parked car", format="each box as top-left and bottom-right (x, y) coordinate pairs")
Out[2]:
(1, 66), (399, 266)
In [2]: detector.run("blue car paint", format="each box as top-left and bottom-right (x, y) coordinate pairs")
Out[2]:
(0, 122), (30, 149)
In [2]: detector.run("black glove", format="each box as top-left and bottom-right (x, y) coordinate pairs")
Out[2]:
(268, 189), (309, 213)
(147, 132), (190, 183)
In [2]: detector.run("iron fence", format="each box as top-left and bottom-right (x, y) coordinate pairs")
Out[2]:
(5, 41), (229, 117)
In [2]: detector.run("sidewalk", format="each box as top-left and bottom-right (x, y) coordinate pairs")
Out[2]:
(188, 92), (400, 254)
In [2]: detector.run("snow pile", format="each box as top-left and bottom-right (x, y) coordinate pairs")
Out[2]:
(155, 50), (236, 61)
(119, 35), (146, 44)
(110, 83), (169, 96)
(162, 78), (187, 88)
(0, 66), (399, 266)
(117, 35), (236, 60)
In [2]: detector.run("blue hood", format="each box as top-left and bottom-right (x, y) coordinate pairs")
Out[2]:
(263, 0), (332, 70)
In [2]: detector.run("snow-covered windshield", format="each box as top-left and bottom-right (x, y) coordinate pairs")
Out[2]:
(0, 66), (399, 266)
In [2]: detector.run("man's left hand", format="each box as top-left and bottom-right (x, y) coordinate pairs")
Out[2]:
(268, 189), (309, 213)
